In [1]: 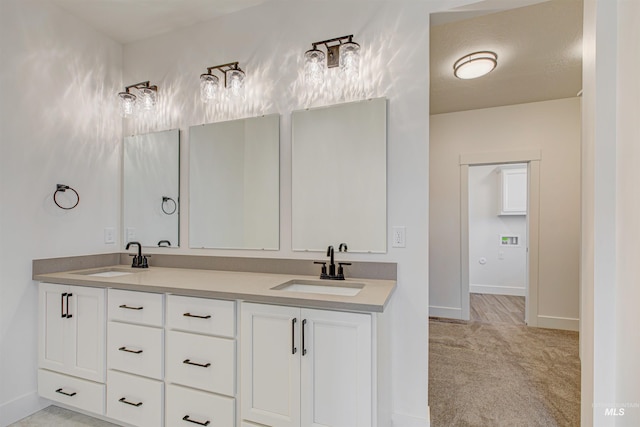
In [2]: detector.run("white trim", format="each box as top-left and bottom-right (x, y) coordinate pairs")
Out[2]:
(536, 315), (579, 331)
(392, 412), (430, 427)
(460, 149), (542, 165)
(429, 305), (462, 319)
(470, 285), (526, 296)
(0, 391), (49, 426)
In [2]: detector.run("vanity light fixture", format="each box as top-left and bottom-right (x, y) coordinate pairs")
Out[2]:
(118, 81), (158, 117)
(304, 34), (361, 85)
(200, 62), (245, 102)
(453, 51), (498, 79)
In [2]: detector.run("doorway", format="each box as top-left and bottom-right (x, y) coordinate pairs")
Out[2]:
(459, 151), (541, 325)
(468, 162), (529, 325)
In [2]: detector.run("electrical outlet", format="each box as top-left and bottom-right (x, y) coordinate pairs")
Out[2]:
(104, 227), (115, 244)
(392, 226), (406, 248)
(126, 227), (136, 242)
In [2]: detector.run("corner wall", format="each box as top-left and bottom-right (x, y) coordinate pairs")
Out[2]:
(0, 0), (122, 424)
(430, 98), (581, 329)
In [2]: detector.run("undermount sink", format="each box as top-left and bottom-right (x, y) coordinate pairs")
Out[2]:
(74, 268), (138, 278)
(273, 279), (364, 296)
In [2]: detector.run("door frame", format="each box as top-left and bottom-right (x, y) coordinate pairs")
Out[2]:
(459, 149), (541, 325)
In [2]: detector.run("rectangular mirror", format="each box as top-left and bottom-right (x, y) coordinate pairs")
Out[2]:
(292, 98), (387, 253)
(189, 114), (280, 250)
(123, 129), (180, 248)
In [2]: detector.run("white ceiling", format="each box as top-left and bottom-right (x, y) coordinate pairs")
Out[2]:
(49, 0), (269, 44)
(430, 0), (583, 114)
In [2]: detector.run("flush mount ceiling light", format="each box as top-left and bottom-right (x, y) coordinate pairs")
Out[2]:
(200, 62), (245, 102)
(453, 51), (498, 79)
(118, 81), (158, 118)
(304, 34), (361, 86)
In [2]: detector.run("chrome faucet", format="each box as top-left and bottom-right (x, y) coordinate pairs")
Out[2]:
(126, 241), (148, 268)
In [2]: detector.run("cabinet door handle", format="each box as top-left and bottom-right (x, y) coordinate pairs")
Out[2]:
(292, 318), (298, 354)
(182, 415), (211, 426)
(61, 293), (67, 318)
(65, 293), (72, 318)
(119, 397), (143, 407)
(302, 319), (307, 356)
(119, 304), (143, 310)
(119, 346), (143, 354)
(183, 359), (211, 368)
(183, 312), (211, 319)
(55, 388), (76, 397)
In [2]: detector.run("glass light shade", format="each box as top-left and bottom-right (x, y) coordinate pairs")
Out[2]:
(304, 48), (326, 86)
(118, 92), (136, 118)
(226, 68), (245, 98)
(138, 87), (157, 111)
(340, 41), (360, 78)
(200, 73), (220, 103)
(453, 51), (497, 79)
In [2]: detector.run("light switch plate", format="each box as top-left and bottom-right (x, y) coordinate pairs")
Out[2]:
(104, 227), (115, 244)
(392, 226), (406, 248)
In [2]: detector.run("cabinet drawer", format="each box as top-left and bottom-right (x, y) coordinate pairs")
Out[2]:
(108, 289), (164, 327)
(107, 370), (163, 427)
(166, 330), (235, 396)
(107, 322), (164, 380)
(167, 295), (235, 337)
(38, 369), (105, 415)
(166, 384), (235, 427)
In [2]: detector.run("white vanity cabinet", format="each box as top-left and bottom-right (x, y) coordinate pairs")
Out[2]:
(106, 289), (165, 427)
(241, 302), (373, 427)
(164, 294), (237, 427)
(38, 282), (106, 413)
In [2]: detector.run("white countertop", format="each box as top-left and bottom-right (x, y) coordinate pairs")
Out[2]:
(35, 265), (396, 313)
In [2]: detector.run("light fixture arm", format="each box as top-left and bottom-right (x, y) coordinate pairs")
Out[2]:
(312, 34), (354, 50)
(124, 81), (157, 94)
(203, 62), (243, 88)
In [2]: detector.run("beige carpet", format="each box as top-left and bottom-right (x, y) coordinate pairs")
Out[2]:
(429, 319), (580, 427)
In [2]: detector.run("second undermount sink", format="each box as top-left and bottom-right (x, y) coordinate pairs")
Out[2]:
(74, 268), (139, 278)
(273, 279), (364, 296)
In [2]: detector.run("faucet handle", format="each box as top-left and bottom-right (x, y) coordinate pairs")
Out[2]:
(314, 261), (329, 279)
(336, 262), (352, 280)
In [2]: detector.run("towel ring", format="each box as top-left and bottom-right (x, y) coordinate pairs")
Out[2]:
(53, 184), (79, 210)
(161, 196), (177, 215)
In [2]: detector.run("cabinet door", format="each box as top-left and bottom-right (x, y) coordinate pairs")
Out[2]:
(68, 286), (106, 382)
(241, 303), (300, 427)
(39, 283), (105, 382)
(39, 283), (70, 372)
(300, 309), (372, 427)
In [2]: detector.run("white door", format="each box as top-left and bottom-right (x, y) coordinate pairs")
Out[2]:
(39, 283), (70, 372)
(241, 302), (300, 427)
(38, 283), (105, 382)
(300, 309), (372, 427)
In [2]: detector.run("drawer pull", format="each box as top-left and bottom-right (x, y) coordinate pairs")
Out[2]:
(55, 388), (76, 397)
(119, 346), (143, 354)
(183, 312), (211, 319)
(119, 397), (143, 407)
(61, 293), (67, 318)
(119, 304), (144, 310)
(182, 415), (211, 426)
(183, 359), (211, 368)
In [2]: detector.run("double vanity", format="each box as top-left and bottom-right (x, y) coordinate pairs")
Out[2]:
(34, 256), (396, 427)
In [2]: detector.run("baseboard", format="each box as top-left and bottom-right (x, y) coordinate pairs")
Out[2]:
(469, 284), (525, 296)
(393, 412), (430, 427)
(0, 391), (49, 427)
(536, 315), (579, 331)
(429, 305), (462, 319)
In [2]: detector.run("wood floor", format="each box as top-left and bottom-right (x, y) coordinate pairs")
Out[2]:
(469, 292), (525, 325)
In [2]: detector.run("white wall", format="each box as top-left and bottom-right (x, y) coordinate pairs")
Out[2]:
(468, 164), (527, 296)
(430, 98), (581, 329)
(0, 0), (122, 425)
(120, 2), (482, 425)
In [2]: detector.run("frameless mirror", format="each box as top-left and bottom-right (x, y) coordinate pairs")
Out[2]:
(189, 114), (280, 250)
(292, 97), (387, 253)
(123, 129), (180, 248)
